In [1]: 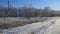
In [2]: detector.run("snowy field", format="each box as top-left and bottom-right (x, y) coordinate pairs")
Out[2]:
(1, 17), (60, 34)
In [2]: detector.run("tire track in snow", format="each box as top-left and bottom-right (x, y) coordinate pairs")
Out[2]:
(19, 18), (56, 34)
(33, 19), (56, 34)
(4, 17), (57, 34)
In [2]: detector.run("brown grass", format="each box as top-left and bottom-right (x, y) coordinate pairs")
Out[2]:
(0, 17), (48, 29)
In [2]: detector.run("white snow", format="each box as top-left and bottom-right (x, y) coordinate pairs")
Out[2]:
(2, 17), (60, 34)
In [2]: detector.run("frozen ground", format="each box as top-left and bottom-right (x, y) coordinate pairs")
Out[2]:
(1, 17), (60, 34)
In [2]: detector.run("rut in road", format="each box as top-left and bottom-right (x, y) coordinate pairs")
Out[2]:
(33, 20), (56, 34)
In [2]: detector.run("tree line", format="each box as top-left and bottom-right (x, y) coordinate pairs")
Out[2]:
(0, 5), (60, 18)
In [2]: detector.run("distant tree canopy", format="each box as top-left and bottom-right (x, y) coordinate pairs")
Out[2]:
(0, 5), (60, 18)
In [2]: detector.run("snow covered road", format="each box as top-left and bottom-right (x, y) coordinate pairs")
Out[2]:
(46, 17), (60, 34)
(2, 17), (60, 34)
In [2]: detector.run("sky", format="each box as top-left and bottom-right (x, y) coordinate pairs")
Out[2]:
(0, 0), (60, 10)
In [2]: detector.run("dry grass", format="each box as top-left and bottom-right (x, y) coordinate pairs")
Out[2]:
(0, 17), (48, 29)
